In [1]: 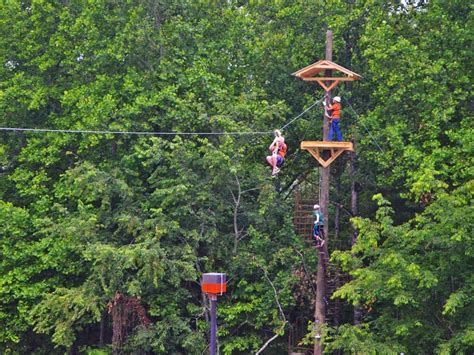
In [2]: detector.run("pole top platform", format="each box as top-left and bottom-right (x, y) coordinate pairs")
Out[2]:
(292, 59), (361, 92)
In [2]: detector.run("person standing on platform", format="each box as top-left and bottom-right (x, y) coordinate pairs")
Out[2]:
(325, 96), (343, 141)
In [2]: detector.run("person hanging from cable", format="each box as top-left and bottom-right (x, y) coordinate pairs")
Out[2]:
(266, 129), (287, 177)
(324, 96), (343, 141)
(312, 204), (325, 248)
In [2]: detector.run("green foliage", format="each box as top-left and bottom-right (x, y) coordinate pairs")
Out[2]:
(0, 0), (472, 353)
(325, 323), (402, 354)
(332, 182), (473, 353)
(31, 286), (102, 348)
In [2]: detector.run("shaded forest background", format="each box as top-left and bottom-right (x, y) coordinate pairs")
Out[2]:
(0, 0), (472, 354)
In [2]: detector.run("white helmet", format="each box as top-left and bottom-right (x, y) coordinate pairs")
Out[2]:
(333, 96), (341, 102)
(313, 204), (320, 210)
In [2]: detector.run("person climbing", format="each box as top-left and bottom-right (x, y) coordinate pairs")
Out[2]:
(324, 96), (343, 142)
(266, 129), (287, 176)
(313, 204), (325, 248)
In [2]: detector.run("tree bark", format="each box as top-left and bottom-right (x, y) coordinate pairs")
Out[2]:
(349, 151), (363, 325)
(333, 174), (342, 327)
(334, 176), (341, 244)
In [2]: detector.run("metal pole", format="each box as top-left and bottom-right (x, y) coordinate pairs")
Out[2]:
(210, 294), (217, 355)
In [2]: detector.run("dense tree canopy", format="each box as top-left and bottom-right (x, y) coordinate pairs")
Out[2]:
(0, 0), (472, 354)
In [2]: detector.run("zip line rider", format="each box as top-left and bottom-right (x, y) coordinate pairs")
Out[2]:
(266, 129), (287, 176)
(324, 96), (343, 141)
(313, 204), (325, 248)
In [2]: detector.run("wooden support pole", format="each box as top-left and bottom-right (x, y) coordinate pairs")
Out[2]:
(314, 29), (332, 355)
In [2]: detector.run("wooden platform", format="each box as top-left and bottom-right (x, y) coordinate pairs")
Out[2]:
(292, 59), (362, 92)
(301, 141), (354, 168)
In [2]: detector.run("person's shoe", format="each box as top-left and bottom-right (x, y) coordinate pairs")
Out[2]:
(272, 167), (280, 176)
(320, 239), (325, 247)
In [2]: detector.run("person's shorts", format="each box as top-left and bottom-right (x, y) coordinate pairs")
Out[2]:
(276, 155), (284, 167)
(313, 224), (320, 237)
(313, 224), (324, 237)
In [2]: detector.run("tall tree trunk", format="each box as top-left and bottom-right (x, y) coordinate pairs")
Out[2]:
(349, 151), (363, 325)
(333, 174), (342, 326)
(334, 175), (341, 245)
(109, 292), (151, 354)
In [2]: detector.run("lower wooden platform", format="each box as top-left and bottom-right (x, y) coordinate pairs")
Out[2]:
(301, 141), (354, 168)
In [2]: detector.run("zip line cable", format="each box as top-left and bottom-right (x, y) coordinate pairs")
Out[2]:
(285, 112), (313, 169)
(0, 127), (271, 136)
(280, 98), (322, 131)
(0, 99), (379, 155)
(0, 99), (321, 137)
(345, 102), (384, 152)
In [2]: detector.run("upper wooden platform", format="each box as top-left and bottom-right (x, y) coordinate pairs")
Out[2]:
(301, 141), (354, 168)
(292, 60), (362, 92)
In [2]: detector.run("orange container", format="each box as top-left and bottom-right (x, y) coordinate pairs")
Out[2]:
(202, 273), (227, 295)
